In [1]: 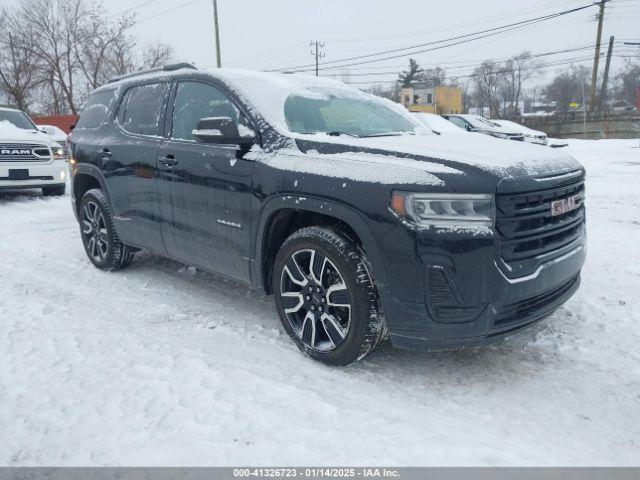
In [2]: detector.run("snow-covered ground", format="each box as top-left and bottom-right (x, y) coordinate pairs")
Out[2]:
(1, 139), (639, 466)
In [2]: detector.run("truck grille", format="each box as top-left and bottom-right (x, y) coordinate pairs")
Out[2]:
(0, 143), (51, 162)
(496, 179), (585, 263)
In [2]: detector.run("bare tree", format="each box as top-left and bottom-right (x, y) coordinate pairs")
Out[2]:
(74, 6), (135, 89)
(18, 0), (84, 114)
(543, 65), (590, 112)
(498, 52), (537, 118)
(0, 8), (41, 111)
(141, 42), (175, 69)
(472, 60), (505, 117)
(614, 59), (640, 108)
(367, 83), (400, 102)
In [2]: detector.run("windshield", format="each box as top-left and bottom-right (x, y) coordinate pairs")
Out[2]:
(284, 91), (419, 137)
(0, 110), (37, 130)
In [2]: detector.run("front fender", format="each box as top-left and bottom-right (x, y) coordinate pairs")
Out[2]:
(252, 194), (389, 298)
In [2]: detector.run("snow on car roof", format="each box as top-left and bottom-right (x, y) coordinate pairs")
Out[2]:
(208, 68), (395, 133)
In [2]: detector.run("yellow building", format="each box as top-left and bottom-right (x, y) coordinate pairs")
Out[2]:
(400, 85), (462, 115)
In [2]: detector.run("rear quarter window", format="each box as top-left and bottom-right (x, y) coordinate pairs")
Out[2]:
(76, 90), (117, 129)
(119, 83), (168, 136)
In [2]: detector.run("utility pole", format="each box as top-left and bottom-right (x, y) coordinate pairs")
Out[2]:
(581, 78), (588, 138)
(212, 0), (222, 67)
(598, 36), (615, 112)
(310, 41), (325, 77)
(588, 0), (606, 112)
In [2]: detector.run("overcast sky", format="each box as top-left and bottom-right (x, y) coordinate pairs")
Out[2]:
(5, 0), (640, 85)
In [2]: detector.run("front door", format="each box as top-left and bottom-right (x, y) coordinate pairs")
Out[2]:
(104, 81), (170, 252)
(156, 80), (255, 283)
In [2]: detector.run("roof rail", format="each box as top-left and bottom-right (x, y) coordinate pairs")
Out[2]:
(107, 63), (197, 84)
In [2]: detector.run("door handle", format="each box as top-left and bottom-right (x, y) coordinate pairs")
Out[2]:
(159, 154), (178, 167)
(97, 148), (112, 158)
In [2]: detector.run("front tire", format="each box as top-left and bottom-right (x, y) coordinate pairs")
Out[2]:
(273, 226), (385, 366)
(79, 188), (133, 271)
(42, 185), (66, 196)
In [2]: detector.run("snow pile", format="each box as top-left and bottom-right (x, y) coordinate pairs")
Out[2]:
(0, 139), (639, 466)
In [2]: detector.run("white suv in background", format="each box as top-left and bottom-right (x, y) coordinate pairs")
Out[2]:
(491, 119), (549, 145)
(0, 107), (67, 196)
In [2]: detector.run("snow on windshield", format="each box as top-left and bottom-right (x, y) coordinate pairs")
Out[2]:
(0, 110), (36, 130)
(210, 69), (426, 137)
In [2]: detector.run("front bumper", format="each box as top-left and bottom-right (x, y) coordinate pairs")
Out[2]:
(0, 160), (67, 189)
(378, 225), (586, 352)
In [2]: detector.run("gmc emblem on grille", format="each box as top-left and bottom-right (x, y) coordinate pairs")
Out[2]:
(1, 148), (33, 155)
(551, 194), (580, 216)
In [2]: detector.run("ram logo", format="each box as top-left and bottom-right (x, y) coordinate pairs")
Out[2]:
(1, 148), (33, 155)
(551, 194), (580, 216)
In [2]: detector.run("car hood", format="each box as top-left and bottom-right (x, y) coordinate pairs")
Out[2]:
(293, 132), (583, 192)
(0, 123), (54, 145)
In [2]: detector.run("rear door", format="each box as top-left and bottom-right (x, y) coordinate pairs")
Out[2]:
(103, 82), (170, 252)
(156, 80), (255, 282)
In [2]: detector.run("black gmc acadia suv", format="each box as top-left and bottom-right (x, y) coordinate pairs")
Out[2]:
(69, 64), (586, 365)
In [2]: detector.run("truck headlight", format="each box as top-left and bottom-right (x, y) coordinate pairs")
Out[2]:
(391, 192), (495, 226)
(53, 146), (66, 160)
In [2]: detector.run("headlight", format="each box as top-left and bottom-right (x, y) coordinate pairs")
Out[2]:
(53, 146), (66, 160)
(391, 192), (495, 226)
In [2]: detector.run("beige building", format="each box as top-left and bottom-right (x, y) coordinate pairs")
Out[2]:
(400, 85), (462, 115)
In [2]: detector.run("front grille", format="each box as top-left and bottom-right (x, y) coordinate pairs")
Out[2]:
(496, 179), (585, 263)
(0, 143), (51, 162)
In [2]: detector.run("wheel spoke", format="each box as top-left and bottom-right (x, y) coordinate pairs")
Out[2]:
(81, 220), (93, 234)
(281, 292), (304, 313)
(301, 311), (316, 348)
(321, 313), (347, 346)
(326, 283), (350, 308)
(87, 237), (97, 258)
(97, 239), (108, 258)
(83, 204), (95, 222)
(98, 228), (108, 244)
(309, 250), (327, 285)
(284, 254), (308, 287)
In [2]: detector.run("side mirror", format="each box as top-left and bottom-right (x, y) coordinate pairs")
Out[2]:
(192, 117), (255, 146)
(465, 124), (472, 131)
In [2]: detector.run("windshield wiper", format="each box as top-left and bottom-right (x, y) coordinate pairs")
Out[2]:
(326, 131), (358, 137)
(359, 131), (408, 138)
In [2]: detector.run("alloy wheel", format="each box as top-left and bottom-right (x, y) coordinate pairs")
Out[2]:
(81, 201), (109, 262)
(279, 248), (351, 351)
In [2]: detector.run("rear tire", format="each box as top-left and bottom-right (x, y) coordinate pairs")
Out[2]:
(273, 226), (385, 366)
(42, 185), (66, 196)
(79, 188), (133, 271)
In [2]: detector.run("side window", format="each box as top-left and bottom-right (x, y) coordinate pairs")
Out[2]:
(448, 116), (467, 129)
(171, 81), (249, 141)
(120, 83), (168, 136)
(76, 90), (117, 129)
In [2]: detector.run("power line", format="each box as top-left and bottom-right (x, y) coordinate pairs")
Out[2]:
(268, 2), (603, 73)
(340, 54), (607, 85)
(316, 42), (620, 76)
(323, 0), (576, 44)
(136, 0), (201, 25)
(110, 0), (162, 18)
